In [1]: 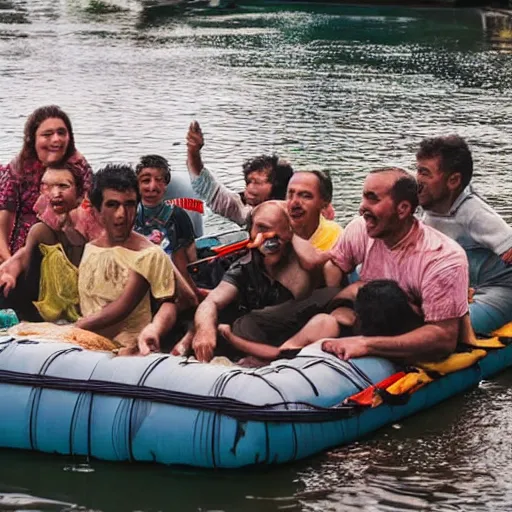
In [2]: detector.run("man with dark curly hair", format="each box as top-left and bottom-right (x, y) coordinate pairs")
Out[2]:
(186, 121), (294, 226)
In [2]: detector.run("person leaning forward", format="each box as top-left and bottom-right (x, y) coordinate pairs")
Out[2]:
(318, 167), (469, 362)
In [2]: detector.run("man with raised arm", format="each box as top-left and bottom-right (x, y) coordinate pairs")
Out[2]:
(186, 121), (293, 226)
(416, 135), (512, 335)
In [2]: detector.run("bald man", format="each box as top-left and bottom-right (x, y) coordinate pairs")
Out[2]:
(190, 201), (339, 362)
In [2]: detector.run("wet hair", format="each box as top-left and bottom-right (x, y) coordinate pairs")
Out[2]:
(355, 280), (423, 336)
(135, 154), (171, 185)
(19, 105), (76, 173)
(370, 167), (419, 212)
(292, 170), (333, 203)
(45, 162), (85, 198)
(89, 164), (140, 210)
(242, 154), (294, 200)
(416, 135), (473, 189)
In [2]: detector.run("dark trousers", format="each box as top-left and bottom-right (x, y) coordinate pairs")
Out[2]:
(232, 287), (341, 346)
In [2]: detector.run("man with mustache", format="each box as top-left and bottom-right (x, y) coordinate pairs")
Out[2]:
(187, 123), (341, 250)
(313, 167), (469, 361)
(416, 135), (512, 334)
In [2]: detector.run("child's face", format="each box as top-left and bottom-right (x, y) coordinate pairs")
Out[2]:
(40, 168), (79, 215)
(137, 167), (167, 207)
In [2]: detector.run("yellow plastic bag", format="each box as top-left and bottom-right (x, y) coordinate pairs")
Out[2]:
(33, 243), (80, 322)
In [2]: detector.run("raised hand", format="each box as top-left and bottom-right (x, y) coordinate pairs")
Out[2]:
(186, 121), (205, 176)
(186, 121), (204, 152)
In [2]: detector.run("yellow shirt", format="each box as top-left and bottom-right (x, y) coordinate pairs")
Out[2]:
(78, 244), (175, 348)
(309, 216), (343, 251)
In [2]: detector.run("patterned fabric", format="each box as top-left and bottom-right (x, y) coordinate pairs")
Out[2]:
(330, 217), (469, 323)
(134, 201), (195, 255)
(0, 152), (92, 254)
(167, 197), (204, 214)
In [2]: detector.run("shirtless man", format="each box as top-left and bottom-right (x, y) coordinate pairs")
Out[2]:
(189, 201), (338, 362)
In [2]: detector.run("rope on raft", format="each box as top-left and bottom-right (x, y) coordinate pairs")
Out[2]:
(0, 368), (359, 424)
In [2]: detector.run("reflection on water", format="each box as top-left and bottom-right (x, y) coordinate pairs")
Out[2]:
(0, 0), (511, 233)
(0, 1), (512, 510)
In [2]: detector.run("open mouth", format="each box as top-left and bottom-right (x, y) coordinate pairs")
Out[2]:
(262, 236), (281, 254)
(48, 147), (64, 154)
(289, 208), (305, 219)
(50, 200), (64, 209)
(362, 211), (378, 229)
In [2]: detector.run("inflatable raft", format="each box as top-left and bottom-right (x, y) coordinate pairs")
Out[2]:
(0, 335), (510, 468)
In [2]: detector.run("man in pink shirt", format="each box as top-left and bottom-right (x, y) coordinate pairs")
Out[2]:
(291, 167), (469, 362)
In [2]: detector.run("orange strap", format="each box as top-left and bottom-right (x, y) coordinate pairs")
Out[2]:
(345, 372), (407, 407)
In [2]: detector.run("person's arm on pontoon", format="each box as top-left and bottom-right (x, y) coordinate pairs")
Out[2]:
(322, 318), (460, 362)
(192, 281), (239, 362)
(138, 300), (178, 355)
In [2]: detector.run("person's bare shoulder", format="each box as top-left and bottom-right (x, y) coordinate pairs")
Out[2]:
(27, 222), (58, 246)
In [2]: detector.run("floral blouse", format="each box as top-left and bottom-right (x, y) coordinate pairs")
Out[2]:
(0, 153), (92, 254)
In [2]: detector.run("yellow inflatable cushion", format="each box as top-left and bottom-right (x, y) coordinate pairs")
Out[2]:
(385, 369), (434, 396)
(492, 322), (512, 338)
(464, 337), (505, 349)
(416, 349), (487, 376)
(376, 350), (488, 406)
